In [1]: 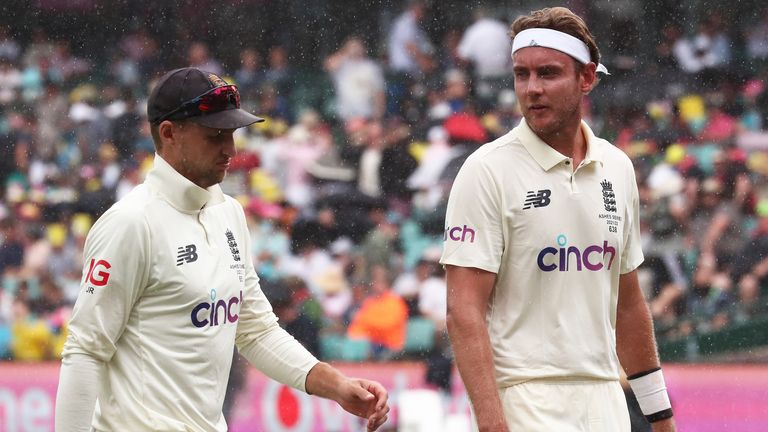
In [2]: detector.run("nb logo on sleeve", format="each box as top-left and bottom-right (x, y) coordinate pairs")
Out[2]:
(177, 244), (198, 266)
(523, 189), (551, 209)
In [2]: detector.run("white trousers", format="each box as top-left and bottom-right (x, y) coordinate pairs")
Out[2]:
(473, 379), (631, 432)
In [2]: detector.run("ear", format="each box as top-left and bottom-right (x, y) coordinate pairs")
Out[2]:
(158, 120), (181, 153)
(580, 62), (598, 94)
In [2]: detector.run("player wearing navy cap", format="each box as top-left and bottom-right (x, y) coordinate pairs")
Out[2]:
(55, 68), (389, 432)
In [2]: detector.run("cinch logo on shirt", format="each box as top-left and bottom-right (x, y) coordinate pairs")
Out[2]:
(191, 289), (243, 328)
(444, 225), (476, 243)
(536, 234), (616, 272)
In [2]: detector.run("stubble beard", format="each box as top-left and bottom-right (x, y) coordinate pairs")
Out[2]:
(527, 101), (582, 144)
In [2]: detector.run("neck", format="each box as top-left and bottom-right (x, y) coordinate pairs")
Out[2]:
(539, 120), (586, 167)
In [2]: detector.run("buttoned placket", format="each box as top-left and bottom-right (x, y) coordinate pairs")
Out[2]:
(565, 158), (592, 194)
(197, 206), (215, 248)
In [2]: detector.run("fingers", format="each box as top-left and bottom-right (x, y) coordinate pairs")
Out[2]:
(350, 381), (375, 402)
(360, 379), (389, 411)
(367, 413), (389, 431)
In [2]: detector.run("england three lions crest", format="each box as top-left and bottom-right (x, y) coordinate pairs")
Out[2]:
(601, 179), (617, 213)
(225, 229), (241, 262)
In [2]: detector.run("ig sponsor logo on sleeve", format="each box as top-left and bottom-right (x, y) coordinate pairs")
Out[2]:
(84, 258), (112, 293)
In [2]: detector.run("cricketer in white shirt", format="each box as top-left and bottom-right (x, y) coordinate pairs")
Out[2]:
(58, 154), (326, 431)
(441, 118), (643, 385)
(56, 67), (389, 432)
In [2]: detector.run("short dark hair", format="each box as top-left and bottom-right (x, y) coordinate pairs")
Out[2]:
(150, 122), (162, 152)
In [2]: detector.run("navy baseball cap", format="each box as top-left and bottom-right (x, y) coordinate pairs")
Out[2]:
(147, 67), (263, 129)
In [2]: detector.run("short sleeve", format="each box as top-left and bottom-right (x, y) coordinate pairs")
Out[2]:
(620, 163), (644, 274)
(440, 155), (504, 274)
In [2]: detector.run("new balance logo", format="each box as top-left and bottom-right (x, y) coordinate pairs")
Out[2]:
(177, 244), (198, 266)
(523, 189), (551, 209)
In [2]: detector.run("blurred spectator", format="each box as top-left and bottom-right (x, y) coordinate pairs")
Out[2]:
(745, 7), (768, 67)
(689, 177), (748, 272)
(439, 111), (488, 183)
(22, 27), (55, 72)
(187, 41), (223, 75)
(0, 25), (21, 62)
(34, 79), (70, 159)
(675, 13), (732, 75)
(699, 97), (738, 144)
(275, 109), (332, 208)
(325, 36), (386, 122)
(263, 278), (321, 357)
(45, 223), (83, 303)
(416, 247), (447, 329)
(282, 218), (334, 297)
(388, 0), (432, 75)
(0, 218), (25, 278)
(117, 27), (161, 79)
(0, 56), (21, 105)
(456, 7), (511, 108)
(407, 125), (451, 204)
(49, 40), (91, 84)
(246, 198), (290, 282)
(359, 206), (400, 280)
(354, 119), (386, 198)
(393, 248), (438, 316)
(28, 273), (67, 317)
(263, 45), (294, 117)
(19, 224), (51, 280)
(730, 207), (768, 319)
(443, 68), (470, 114)
(640, 164), (690, 325)
(10, 288), (54, 361)
(379, 117), (418, 207)
(111, 89), (143, 163)
(234, 48), (264, 100)
(684, 253), (733, 334)
(314, 265), (353, 331)
(347, 265), (408, 359)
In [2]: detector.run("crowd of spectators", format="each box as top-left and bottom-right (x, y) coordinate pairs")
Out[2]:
(1, 2), (768, 372)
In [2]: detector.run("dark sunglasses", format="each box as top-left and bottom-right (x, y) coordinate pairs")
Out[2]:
(154, 85), (241, 123)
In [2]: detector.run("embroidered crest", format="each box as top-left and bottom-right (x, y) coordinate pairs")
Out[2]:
(208, 73), (227, 87)
(601, 180), (617, 213)
(225, 229), (241, 262)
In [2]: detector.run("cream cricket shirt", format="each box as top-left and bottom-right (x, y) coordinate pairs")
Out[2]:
(62, 155), (317, 431)
(441, 119), (644, 388)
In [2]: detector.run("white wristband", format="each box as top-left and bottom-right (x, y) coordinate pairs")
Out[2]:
(628, 368), (673, 422)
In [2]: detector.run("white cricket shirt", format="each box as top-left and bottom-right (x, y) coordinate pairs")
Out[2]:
(441, 119), (644, 387)
(62, 155), (318, 431)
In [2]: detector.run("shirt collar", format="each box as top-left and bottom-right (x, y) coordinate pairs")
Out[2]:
(516, 118), (605, 171)
(145, 153), (225, 212)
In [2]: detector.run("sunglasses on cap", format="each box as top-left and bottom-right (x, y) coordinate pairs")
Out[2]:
(154, 85), (241, 123)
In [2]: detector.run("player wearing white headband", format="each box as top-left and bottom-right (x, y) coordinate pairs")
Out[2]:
(442, 7), (676, 432)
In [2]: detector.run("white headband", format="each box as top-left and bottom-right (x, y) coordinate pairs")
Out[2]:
(512, 28), (609, 75)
